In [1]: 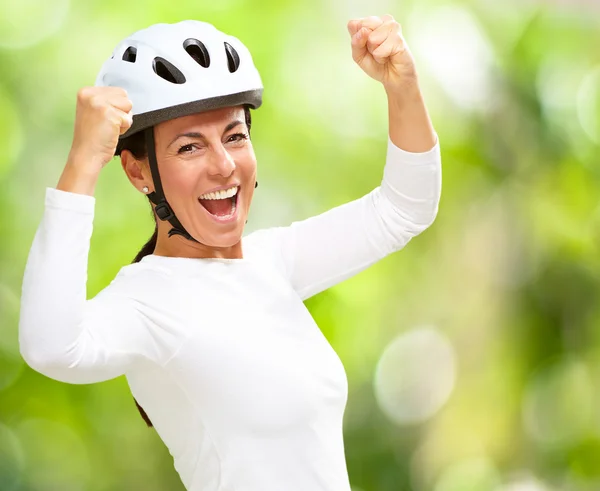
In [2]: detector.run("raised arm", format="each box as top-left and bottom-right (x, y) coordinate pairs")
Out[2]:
(254, 15), (441, 301)
(19, 188), (156, 384)
(267, 132), (440, 301)
(18, 87), (153, 384)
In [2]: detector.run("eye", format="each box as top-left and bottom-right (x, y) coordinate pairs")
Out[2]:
(227, 132), (249, 143)
(178, 143), (197, 154)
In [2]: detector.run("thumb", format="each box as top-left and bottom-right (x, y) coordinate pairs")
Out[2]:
(119, 109), (134, 135)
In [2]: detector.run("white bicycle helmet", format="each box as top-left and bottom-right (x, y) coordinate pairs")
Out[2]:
(94, 20), (263, 242)
(95, 19), (263, 139)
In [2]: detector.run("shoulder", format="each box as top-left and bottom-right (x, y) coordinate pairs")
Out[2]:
(243, 226), (294, 278)
(243, 226), (288, 257)
(115, 258), (172, 282)
(91, 259), (172, 304)
(244, 226), (279, 247)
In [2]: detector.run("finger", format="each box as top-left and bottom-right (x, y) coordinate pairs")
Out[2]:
(348, 15), (386, 37)
(371, 34), (405, 65)
(110, 96), (133, 114)
(351, 27), (371, 63)
(97, 86), (130, 99)
(366, 20), (399, 55)
(358, 15), (386, 31)
(113, 108), (133, 135)
(347, 19), (361, 36)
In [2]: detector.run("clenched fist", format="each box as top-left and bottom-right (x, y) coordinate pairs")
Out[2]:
(347, 15), (418, 91)
(67, 86), (133, 174)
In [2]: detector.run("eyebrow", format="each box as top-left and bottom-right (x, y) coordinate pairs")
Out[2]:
(168, 119), (245, 148)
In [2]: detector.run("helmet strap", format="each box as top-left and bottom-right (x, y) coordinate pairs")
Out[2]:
(144, 127), (199, 243)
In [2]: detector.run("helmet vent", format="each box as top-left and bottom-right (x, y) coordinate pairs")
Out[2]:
(122, 46), (137, 63)
(184, 38), (210, 68)
(224, 42), (240, 73)
(153, 57), (186, 84)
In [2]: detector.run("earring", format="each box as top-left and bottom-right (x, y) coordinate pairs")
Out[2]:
(142, 186), (149, 193)
(254, 181), (258, 189)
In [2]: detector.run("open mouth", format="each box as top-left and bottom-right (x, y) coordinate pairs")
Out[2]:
(197, 186), (239, 222)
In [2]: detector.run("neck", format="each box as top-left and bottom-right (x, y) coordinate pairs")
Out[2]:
(152, 223), (244, 259)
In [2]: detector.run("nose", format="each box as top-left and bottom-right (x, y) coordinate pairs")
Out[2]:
(207, 143), (236, 178)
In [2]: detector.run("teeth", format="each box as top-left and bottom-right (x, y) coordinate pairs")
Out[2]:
(199, 186), (239, 200)
(221, 199), (237, 219)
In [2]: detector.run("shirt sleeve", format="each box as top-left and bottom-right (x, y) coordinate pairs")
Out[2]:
(261, 135), (442, 301)
(18, 188), (152, 384)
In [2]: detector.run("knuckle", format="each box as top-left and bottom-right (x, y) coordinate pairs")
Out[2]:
(89, 95), (104, 109)
(367, 34), (379, 46)
(102, 105), (116, 120)
(77, 86), (93, 101)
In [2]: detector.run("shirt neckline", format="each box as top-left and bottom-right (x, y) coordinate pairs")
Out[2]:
(141, 254), (245, 265)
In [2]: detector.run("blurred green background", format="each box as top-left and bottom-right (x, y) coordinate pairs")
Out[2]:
(1, 0), (599, 489)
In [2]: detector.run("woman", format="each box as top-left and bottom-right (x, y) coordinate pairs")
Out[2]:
(19, 17), (441, 491)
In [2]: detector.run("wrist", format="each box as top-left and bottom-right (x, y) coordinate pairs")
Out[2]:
(57, 160), (101, 196)
(384, 76), (422, 105)
(66, 147), (105, 173)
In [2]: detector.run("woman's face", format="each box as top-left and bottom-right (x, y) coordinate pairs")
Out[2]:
(144, 105), (257, 253)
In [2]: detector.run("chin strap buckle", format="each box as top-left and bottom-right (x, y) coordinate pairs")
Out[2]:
(155, 202), (175, 222)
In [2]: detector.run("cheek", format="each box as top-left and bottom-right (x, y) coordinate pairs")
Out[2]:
(238, 151), (257, 176)
(159, 159), (203, 197)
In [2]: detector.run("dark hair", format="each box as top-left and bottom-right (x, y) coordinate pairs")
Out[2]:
(124, 105), (252, 428)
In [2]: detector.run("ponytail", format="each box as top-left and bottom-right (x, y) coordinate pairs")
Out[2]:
(131, 220), (157, 428)
(132, 225), (158, 264)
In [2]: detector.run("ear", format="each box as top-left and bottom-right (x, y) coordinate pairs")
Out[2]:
(121, 150), (149, 192)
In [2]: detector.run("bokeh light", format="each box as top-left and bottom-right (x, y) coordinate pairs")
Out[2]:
(522, 358), (594, 447)
(495, 473), (552, 491)
(433, 457), (502, 491)
(577, 66), (600, 144)
(14, 418), (91, 490)
(0, 283), (24, 396)
(408, 5), (496, 112)
(0, 349), (24, 394)
(0, 0), (70, 49)
(0, 284), (21, 357)
(0, 423), (24, 491)
(0, 85), (24, 180)
(374, 327), (456, 426)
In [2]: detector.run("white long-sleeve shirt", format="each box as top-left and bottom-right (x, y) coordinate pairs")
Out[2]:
(19, 136), (441, 491)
